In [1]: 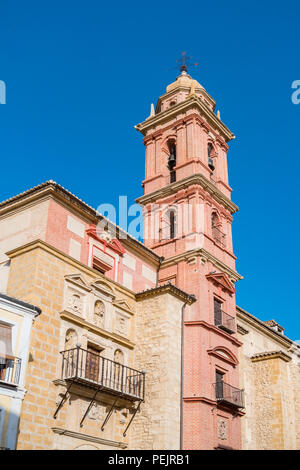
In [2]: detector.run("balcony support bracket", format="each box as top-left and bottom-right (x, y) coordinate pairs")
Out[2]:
(101, 396), (120, 432)
(53, 378), (75, 419)
(80, 385), (104, 427)
(123, 399), (142, 437)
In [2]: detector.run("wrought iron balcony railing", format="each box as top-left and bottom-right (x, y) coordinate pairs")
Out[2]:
(214, 381), (244, 408)
(61, 347), (145, 401)
(214, 310), (235, 334)
(0, 357), (21, 386)
(212, 225), (226, 247)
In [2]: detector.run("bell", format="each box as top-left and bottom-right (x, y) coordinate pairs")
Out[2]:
(208, 157), (215, 171)
(169, 153), (176, 164)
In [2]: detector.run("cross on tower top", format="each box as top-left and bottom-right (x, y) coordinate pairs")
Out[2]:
(176, 52), (198, 74)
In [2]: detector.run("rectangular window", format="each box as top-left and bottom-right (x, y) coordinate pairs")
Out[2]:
(0, 323), (13, 381)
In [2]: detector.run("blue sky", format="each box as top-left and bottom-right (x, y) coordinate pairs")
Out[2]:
(0, 1), (299, 339)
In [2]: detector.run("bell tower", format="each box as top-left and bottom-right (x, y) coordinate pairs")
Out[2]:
(136, 64), (244, 450)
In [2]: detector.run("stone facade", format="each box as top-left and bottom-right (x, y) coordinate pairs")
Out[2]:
(237, 306), (300, 450)
(0, 230), (190, 450)
(133, 287), (194, 449)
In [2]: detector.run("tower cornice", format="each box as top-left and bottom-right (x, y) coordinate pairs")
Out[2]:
(160, 247), (243, 283)
(135, 94), (234, 143)
(136, 173), (239, 215)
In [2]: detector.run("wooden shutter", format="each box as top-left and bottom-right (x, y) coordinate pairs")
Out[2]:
(85, 346), (100, 382)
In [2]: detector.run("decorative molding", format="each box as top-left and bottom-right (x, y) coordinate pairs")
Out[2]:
(251, 350), (292, 363)
(5, 239), (136, 300)
(136, 173), (238, 215)
(185, 320), (242, 347)
(59, 310), (135, 349)
(161, 247), (242, 283)
(135, 94), (234, 142)
(86, 225), (126, 256)
(236, 306), (294, 348)
(0, 181), (160, 267)
(206, 272), (235, 294)
(135, 283), (196, 305)
(113, 299), (134, 315)
(237, 324), (249, 335)
(64, 274), (92, 292)
(51, 427), (127, 449)
(207, 346), (239, 365)
(90, 280), (115, 300)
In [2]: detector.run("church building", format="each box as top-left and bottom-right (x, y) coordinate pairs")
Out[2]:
(0, 66), (299, 450)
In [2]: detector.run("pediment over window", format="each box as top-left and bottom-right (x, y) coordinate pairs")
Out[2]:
(64, 274), (92, 292)
(206, 272), (235, 294)
(207, 346), (238, 365)
(113, 299), (134, 314)
(86, 224), (126, 256)
(90, 279), (115, 300)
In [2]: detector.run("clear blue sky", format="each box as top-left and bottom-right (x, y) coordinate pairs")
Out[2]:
(0, 1), (299, 339)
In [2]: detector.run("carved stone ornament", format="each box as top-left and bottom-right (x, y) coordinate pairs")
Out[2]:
(68, 293), (83, 314)
(94, 300), (105, 327)
(218, 418), (227, 440)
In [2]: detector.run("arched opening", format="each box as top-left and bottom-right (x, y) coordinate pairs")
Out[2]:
(114, 349), (124, 390)
(208, 143), (215, 171)
(65, 328), (78, 350)
(167, 141), (177, 183)
(94, 300), (105, 328)
(211, 211), (225, 247)
(168, 210), (176, 239)
(64, 329), (78, 376)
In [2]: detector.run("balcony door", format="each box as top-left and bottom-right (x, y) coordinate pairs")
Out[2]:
(215, 370), (224, 399)
(85, 345), (101, 382)
(214, 298), (222, 327)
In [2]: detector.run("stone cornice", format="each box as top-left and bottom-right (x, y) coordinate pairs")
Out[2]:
(156, 85), (216, 113)
(236, 306), (294, 348)
(251, 350), (292, 363)
(136, 173), (239, 215)
(237, 324), (249, 335)
(60, 310), (135, 350)
(135, 283), (196, 305)
(161, 247), (243, 283)
(135, 94), (234, 142)
(0, 181), (160, 267)
(51, 427), (127, 449)
(6, 239), (137, 300)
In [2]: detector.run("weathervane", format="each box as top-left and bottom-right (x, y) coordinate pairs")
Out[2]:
(176, 52), (198, 74)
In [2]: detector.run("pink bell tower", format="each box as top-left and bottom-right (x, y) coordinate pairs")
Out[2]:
(136, 61), (244, 450)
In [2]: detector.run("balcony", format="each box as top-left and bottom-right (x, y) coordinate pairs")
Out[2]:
(0, 357), (21, 386)
(214, 310), (235, 334)
(61, 347), (145, 402)
(214, 381), (244, 409)
(212, 225), (226, 248)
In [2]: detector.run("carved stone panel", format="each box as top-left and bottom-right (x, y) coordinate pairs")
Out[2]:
(115, 313), (128, 336)
(94, 300), (105, 328)
(218, 418), (227, 441)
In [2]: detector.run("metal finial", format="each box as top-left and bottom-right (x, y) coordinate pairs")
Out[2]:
(176, 51), (198, 74)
